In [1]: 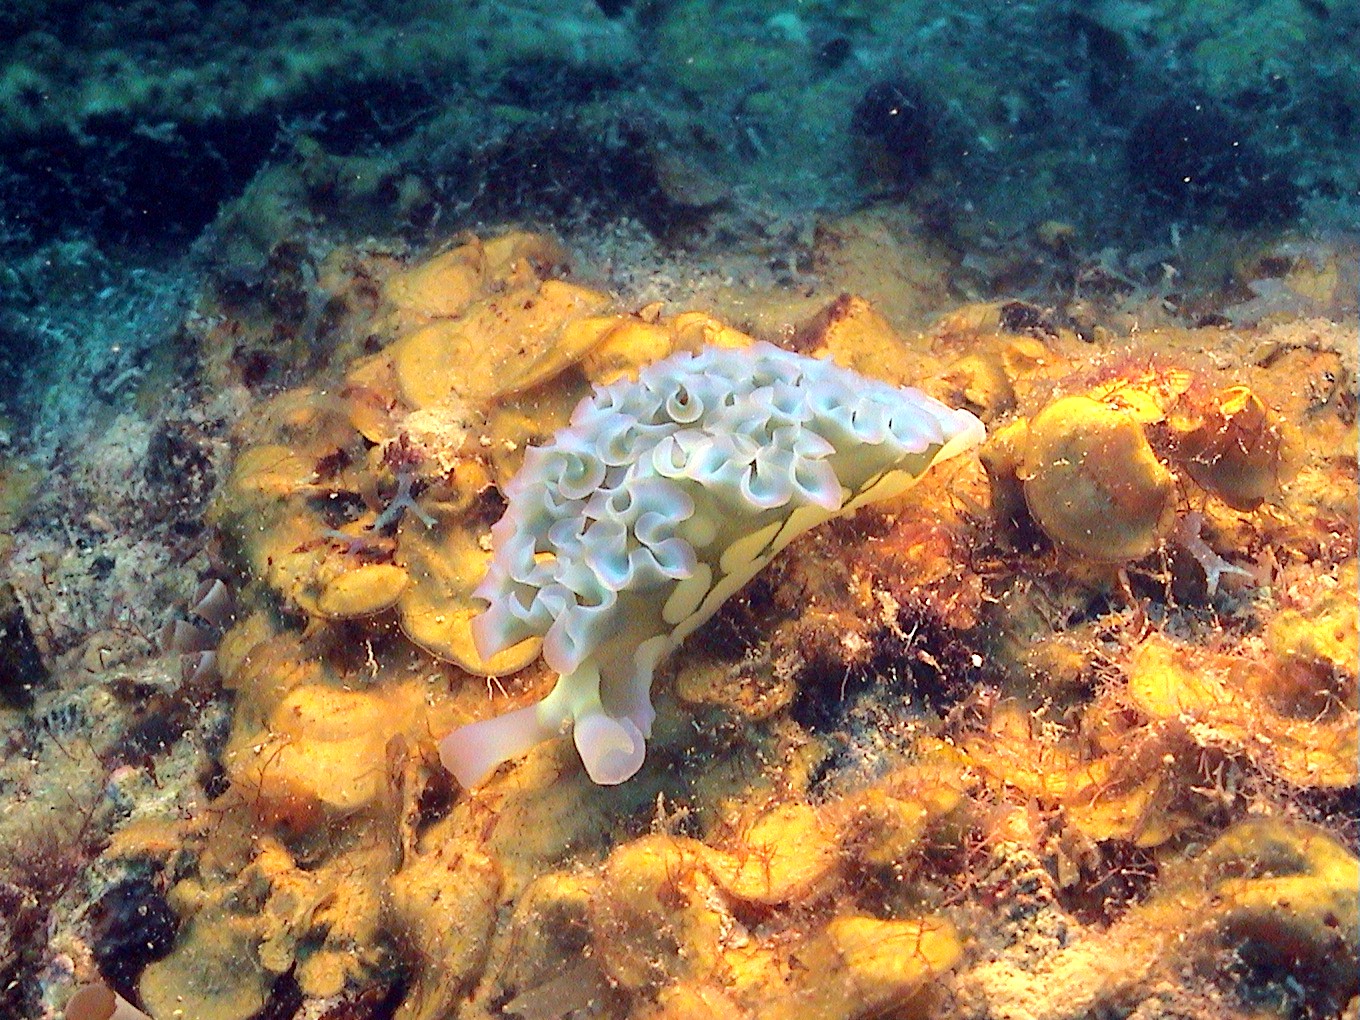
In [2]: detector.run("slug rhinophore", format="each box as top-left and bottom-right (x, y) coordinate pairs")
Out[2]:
(439, 342), (985, 787)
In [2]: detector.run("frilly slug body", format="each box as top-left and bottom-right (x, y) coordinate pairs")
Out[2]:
(438, 342), (985, 787)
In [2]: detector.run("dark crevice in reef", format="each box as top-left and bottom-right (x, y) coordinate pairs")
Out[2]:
(90, 877), (177, 1003)
(430, 118), (711, 245)
(792, 609), (985, 736)
(1293, 783), (1360, 857)
(0, 69), (458, 251)
(792, 605), (990, 794)
(1123, 92), (1301, 229)
(0, 582), (50, 709)
(253, 970), (305, 1020)
(691, 573), (784, 663)
(1, 114), (277, 248)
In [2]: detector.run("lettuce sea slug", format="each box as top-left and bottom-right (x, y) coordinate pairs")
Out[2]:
(439, 342), (985, 787)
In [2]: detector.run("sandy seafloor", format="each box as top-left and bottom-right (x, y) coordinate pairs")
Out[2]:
(0, 3), (1357, 1020)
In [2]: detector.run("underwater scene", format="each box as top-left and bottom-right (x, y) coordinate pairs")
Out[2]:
(0, 2), (1357, 1020)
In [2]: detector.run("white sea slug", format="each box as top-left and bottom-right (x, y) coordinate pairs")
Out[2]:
(439, 342), (985, 787)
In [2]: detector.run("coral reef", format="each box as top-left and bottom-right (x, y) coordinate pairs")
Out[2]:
(20, 228), (1339, 1020)
(0, 6), (1355, 1019)
(956, 817), (1358, 1019)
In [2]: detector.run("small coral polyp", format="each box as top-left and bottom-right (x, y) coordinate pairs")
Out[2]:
(441, 342), (984, 786)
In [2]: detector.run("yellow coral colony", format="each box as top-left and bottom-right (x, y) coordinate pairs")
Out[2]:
(213, 231), (986, 792)
(148, 230), (1356, 1020)
(1016, 394), (1175, 561)
(444, 342), (985, 786)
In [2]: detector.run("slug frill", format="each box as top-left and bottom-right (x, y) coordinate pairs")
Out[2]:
(438, 342), (984, 787)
